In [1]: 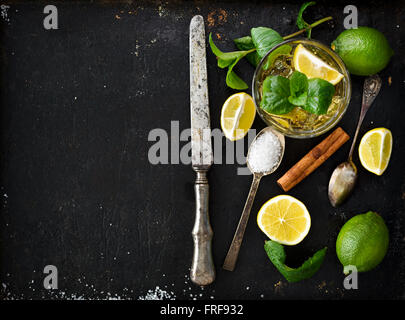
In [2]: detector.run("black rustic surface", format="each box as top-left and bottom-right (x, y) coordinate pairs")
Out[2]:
(0, 0), (404, 300)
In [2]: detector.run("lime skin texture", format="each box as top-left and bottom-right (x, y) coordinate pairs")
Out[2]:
(332, 27), (394, 76)
(336, 211), (389, 274)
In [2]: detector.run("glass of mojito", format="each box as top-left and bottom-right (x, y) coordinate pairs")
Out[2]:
(252, 38), (351, 138)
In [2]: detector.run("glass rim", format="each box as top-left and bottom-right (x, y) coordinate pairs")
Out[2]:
(252, 37), (352, 139)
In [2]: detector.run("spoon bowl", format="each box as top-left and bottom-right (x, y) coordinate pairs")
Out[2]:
(246, 127), (285, 176)
(328, 161), (357, 207)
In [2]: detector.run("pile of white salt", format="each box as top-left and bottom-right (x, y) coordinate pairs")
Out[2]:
(247, 130), (282, 173)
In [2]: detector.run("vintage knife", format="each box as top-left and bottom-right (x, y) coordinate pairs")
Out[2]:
(189, 15), (215, 286)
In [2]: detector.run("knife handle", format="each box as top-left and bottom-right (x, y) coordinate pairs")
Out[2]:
(190, 168), (215, 286)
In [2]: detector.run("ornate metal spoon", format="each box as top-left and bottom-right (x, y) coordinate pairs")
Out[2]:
(328, 74), (382, 207)
(223, 127), (285, 271)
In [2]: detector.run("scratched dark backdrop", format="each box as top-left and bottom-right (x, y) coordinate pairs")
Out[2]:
(0, 0), (404, 300)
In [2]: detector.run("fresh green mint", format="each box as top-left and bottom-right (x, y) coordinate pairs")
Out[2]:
(208, 33), (255, 89)
(250, 27), (284, 60)
(296, 2), (316, 38)
(288, 71), (308, 106)
(260, 76), (295, 115)
(209, 29), (283, 89)
(209, 2), (333, 89)
(233, 36), (261, 67)
(305, 78), (335, 115)
(226, 57), (250, 90)
(261, 71), (335, 115)
(264, 240), (327, 283)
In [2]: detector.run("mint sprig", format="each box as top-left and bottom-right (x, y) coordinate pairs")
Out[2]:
(208, 33), (255, 90)
(233, 36), (261, 67)
(306, 78), (336, 115)
(264, 240), (327, 283)
(261, 71), (335, 115)
(260, 76), (295, 115)
(296, 2), (316, 38)
(288, 70), (308, 106)
(250, 27), (284, 60)
(209, 2), (333, 88)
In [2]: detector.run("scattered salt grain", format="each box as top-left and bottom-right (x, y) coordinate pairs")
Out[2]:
(1, 5), (10, 23)
(247, 130), (282, 173)
(138, 286), (176, 300)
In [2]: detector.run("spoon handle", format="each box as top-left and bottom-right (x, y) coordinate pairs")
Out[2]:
(348, 74), (382, 161)
(223, 174), (262, 271)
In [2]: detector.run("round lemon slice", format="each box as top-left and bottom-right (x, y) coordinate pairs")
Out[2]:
(358, 128), (392, 176)
(293, 44), (344, 85)
(257, 195), (311, 245)
(220, 92), (256, 141)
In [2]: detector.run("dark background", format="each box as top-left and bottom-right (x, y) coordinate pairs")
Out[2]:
(0, 0), (404, 300)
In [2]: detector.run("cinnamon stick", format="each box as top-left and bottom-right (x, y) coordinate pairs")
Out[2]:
(277, 127), (350, 192)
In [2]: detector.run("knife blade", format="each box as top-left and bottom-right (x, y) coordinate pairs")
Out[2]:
(189, 15), (215, 286)
(190, 16), (213, 168)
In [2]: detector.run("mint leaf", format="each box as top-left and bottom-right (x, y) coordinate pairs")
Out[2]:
(234, 36), (261, 67)
(264, 240), (327, 283)
(209, 33), (252, 68)
(289, 93), (308, 106)
(288, 71), (308, 106)
(234, 35), (290, 68)
(297, 2), (316, 38)
(208, 34), (241, 68)
(251, 27), (284, 59)
(261, 73), (334, 115)
(288, 92), (307, 107)
(208, 33), (254, 89)
(226, 57), (249, 90)
(304, 78), (335, 115)
(260, 75), (294, 115)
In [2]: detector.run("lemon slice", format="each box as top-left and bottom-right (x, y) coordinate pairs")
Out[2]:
(257, 195), (311, 245)
(358, 128), (392, 176)
(220, 92), (256, 141)
(293, 44), (344, 85)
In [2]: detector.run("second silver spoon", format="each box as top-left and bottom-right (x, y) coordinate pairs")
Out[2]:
(328, 74), (382, 207)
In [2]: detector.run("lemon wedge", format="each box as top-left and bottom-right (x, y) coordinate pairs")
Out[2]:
(358, 128), (392, 176)
(257, 195), (311, 245)
(293, 44), (344, 85)
(220, 92), (256, 141)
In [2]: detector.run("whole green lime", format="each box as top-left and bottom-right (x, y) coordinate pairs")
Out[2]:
(331, 27), (394, 76)
(336, 211), (389, 274)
